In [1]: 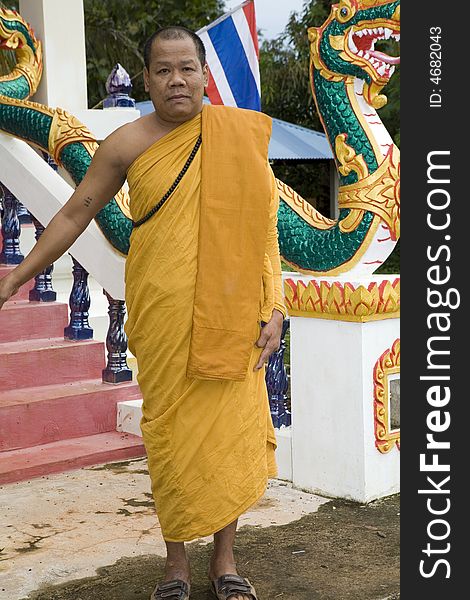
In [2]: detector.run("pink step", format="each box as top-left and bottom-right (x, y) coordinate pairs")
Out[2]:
(0, 379), (143, 451)
(0, 300), (68, 343)
(0, 338), (106, 391)
(0, 266), (34, 301)
(0, 431), (147, 485)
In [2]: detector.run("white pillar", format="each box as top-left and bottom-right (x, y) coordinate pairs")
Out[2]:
(18, 0), (88, 112)
(286, 274), (400, 502)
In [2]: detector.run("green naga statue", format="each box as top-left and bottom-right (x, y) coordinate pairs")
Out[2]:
(0, 0), (400, 276)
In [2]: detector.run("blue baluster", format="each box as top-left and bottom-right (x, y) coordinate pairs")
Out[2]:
(17, 202), (31, 224)
(265, 319), (291, 428)
(102, 291), (133, 384)
(103, 63), (136, 108)
(29, 217), (56, 302)
(43, 151), (59, 172)
(64, 256), (93, 340)
(0, 185), (24, 265)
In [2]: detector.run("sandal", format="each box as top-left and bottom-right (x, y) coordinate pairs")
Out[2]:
(150, 579), (190, 600)
(210, 574), (258, 600)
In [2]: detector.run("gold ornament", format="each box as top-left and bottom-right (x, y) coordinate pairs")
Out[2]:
(0, 8), (42, 95)
(335, 133), (369, 179)
(336, 0), (358, 23)
(338, 145), (400, 240)
(374, 339), (400, 454)
(284, 277), (400, 322)
(276, 179), (335, 231)
(361, 0), (395, 7)
(48, 107), (98, 165)
(48, 108), (132, 219)
(308, 27), (346, 84)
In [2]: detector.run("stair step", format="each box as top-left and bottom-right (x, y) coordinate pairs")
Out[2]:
(0, 265), (33, 301)
(0, 379), (142, 451)
(0, 431), (146, 485)
(0, 337), (106, 391)
(0, 300), (68, 343)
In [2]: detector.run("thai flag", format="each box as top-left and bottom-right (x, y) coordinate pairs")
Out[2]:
(197, 0), (261, 111)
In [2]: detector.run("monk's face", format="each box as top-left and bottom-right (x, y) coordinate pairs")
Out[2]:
(144, 36), (209, 125)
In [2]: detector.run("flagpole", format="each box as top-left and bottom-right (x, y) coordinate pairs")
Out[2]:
(196, 0), (253, 35)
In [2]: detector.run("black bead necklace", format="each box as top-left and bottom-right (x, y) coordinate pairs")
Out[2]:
(132, 133), (202, 228)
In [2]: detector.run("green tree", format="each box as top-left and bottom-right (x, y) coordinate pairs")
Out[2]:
(260, 0), (330, 129)
(260, 1), (339, 216)
(83, 0), (225, 108)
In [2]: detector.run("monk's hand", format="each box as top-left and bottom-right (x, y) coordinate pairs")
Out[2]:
(0, 275), (19, 310)
(254, 309), (284, 371)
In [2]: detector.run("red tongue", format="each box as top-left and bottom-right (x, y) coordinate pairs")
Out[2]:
(369, 49), (401, 65)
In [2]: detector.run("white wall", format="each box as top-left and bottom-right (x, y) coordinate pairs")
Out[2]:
(19, 0), (88, 112)
(289, 278), (400, 502)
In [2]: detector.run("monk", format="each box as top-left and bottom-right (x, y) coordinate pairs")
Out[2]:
(0, 27), (285, 600)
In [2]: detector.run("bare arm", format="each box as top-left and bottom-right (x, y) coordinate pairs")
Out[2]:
(0, 133), (127, 308)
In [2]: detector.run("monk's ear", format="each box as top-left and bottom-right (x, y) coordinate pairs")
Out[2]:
(143, 67), (150, 93)
(202, 63), (209, 87)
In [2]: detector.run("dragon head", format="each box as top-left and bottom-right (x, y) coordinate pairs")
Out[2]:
(309, 0), (400, 108)
(0, 8), (42, 94)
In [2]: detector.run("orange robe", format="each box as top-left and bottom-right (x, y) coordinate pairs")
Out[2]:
(124, 106), (285, 542)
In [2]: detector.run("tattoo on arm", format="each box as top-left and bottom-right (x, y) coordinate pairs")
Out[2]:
(84, 196), (93, 208)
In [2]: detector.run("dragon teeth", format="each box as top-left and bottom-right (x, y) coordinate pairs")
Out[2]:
(384, 28), (393, 40)
(377, 64), (387, 76)
(349, 30), (358, 52)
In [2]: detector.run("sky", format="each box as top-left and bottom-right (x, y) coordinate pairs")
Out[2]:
(224, 0), (306, 40)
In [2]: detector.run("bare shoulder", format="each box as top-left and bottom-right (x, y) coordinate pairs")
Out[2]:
(101, 114), (160, 172)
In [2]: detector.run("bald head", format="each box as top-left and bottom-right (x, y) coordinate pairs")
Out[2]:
(144, 27), (206, 70)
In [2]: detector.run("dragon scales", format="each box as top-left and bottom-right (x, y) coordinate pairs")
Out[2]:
(0, 0), (400, 275)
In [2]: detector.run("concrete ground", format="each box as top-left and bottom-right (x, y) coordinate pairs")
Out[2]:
(0, 457), (400, 600)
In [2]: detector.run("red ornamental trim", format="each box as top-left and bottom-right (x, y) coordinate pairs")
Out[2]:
(284, 277), (400, 322)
